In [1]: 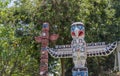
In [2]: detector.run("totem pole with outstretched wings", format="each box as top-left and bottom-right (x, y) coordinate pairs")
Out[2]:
(48, 22), (117, 76)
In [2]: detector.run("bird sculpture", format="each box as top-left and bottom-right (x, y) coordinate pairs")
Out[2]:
(47, 22), (117, 76)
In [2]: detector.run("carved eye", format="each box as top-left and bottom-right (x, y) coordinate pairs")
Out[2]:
(77, 25), (84, 30)
(71, 26), (75, 31)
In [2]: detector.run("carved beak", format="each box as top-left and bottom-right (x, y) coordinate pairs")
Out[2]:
(74, 28), (79, 38)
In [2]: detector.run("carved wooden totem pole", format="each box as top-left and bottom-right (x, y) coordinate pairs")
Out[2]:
(35, 22), (117, 76)
(35, 23), (49, 76)
(35, 22), (59, 76)
(48, 22), (117, 76)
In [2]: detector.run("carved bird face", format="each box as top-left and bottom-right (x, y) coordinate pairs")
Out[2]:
(71, 22), (85, 39)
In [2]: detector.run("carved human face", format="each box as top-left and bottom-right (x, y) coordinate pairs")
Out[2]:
(71, 22), (85, 39)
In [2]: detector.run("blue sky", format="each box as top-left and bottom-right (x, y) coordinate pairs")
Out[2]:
(7, 0), (16, 7)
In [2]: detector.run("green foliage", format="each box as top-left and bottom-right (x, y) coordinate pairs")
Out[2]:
(0, 24), (39, 76)
(0, 0), (120, 76)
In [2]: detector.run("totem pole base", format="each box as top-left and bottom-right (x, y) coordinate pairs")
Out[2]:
(72, 67), (88, 76)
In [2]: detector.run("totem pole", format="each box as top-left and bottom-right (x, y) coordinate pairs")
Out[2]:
(35, 23), (49, 76)
(48, 22), (117, 76)
(35, 22), (59, 76)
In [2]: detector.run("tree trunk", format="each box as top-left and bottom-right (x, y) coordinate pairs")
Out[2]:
(61, 58), (65, 76)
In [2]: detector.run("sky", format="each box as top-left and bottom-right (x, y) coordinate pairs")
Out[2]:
(7, 0), (16, 7)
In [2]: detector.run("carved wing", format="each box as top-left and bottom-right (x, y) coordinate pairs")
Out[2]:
(48, 45), (73, 58)
(86, 42), (117, 57)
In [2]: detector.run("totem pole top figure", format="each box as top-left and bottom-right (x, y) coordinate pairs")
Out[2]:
(71, 22), (85, 39)
(48, 22), (117, 69)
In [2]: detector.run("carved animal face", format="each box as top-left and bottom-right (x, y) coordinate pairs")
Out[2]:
(71, 22), (85, 39)
(42, 22), (49, 31)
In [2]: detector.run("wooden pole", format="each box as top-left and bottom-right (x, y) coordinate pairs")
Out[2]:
(114, 50), (118, 71)
(117, 41), (120, 71)
(35, 22), (49, 76)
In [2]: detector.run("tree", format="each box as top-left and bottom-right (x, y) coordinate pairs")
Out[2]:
(0, 0), (120, 76)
